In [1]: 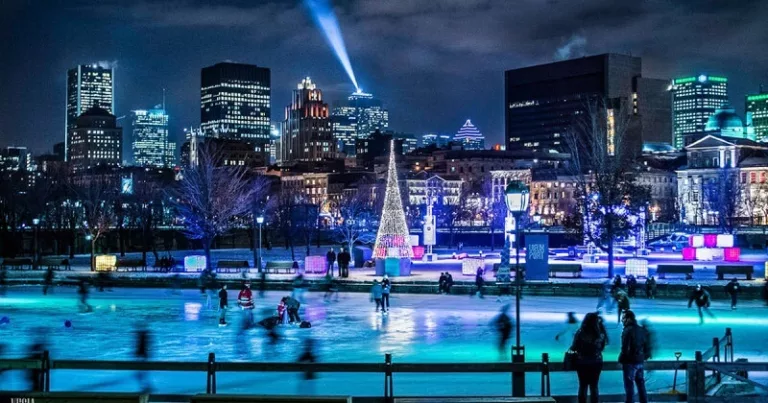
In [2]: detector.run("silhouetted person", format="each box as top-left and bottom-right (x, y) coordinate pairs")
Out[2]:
(43, 266), (55, 295)
(473, 267), (485, 298)
(238, 281), (255, 326)
(619, 310), (650, 403)
(326, 248), (337, 276)
(337, 248), (351, 278)
(725, 278), (740, 310)
(135, 326), (151, 392)
(570, 312), (608, 403)
(77, 280), (93, 313)
(493, 305), (513, 359)
(616, 290), (631, 324)
(381, 275), (391, 312)
(688, 284), (715, 324)
(445, 272), (454, 294)
(218, 284), (229, 325)
(626, 275), (637, 298)
(644, 276), (656, 299)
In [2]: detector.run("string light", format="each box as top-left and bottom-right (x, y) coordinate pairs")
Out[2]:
(373, 140), (413, 259)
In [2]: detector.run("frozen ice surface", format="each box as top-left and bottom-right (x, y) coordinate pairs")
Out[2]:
(0, 286), (767, 397)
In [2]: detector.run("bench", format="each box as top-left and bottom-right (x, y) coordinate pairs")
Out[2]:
(264, 261), (297, 274)
(716, 265), (754, 280)
(656, 264), (694, 279)
(395, 398), (555, 403)
(549, 264), (583, 278)
(21, 392), (148, 403)
(1, 257), (34, 270)
(115, 258), (147, 272)
(191, 395), (351, 403)
(216, 260), (250, 273)
(40, 257), (71, 271)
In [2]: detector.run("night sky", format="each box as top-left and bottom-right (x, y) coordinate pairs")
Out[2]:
(1, 0), (767, 153)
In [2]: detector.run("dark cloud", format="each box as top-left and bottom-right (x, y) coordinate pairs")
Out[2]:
(1, 0), (767, 153)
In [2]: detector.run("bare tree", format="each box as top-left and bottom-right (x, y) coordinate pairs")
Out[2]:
(565, 98), (650, 278)
(703, 169), (742, 232)
(75, 176), (116, 271)
(171, 144), (256, 270)
(335, 183), (377, 257)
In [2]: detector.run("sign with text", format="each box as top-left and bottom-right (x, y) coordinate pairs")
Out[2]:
(525, 234), (549, 281)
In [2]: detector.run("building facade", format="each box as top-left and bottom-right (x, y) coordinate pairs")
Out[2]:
(66, 64), (114, 160)
(453, 120), (485, 150)
(331, 90), (389, 156)
(671, 75), (729, 149)
(404, 172), (463, 206)
(131, 108), (170, 167)
(67, 106), (123, 171)
(281, 77), (335, 162)
(746, 92), (768, 143)
(421, 133), (453, 148)
(200, 62), (271, 161)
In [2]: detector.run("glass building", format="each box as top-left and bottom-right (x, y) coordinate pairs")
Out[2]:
(746, 92), (768, 143)
(453, 119), (485, 150)
(66, 64), (114, 160)
(131, 108), (170, 167)
(671, 75), (729, 149)
(201, 62), (271, 161)
(421, 133), (452, 148)
(331, 90), (388, 156)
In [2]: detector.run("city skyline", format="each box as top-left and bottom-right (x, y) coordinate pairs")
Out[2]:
(2, 0), (768, 153)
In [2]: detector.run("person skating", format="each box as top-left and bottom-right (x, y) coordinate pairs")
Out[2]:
(555, 312), (579, 341)
(626, 275), (637, 298)
(278, 297), (288, 324)
(493, 304), (513, 359)
(285, 295), (301, 324)
(338, 248), (351, 278)
(77, 279), (93, 313)
(569, 312), (608, 403)
(326, 248), (337, 277)
(724, 278), (740, 310)
(615, 289), (630, 325)
(381, 275), (391, 312)
(218, 284), (229, 326)
(688, 284), (715, 324)
(596, 279), (615, 313)
(618, 310), (650, 403)
(371, 280), (383, 312)
(473, 267), (485, 298)
(134, 325), (151, 392)
(323, 272), (339, 302)
(238, 281), (255, 327)
(42, 266), (55, 295)
(611, 275), (623, 297)
(644, 276), (656, 299)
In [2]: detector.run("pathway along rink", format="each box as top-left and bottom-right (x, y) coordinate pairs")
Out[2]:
(0, 286), (767, 397)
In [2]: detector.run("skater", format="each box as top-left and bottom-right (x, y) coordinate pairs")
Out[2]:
(615, 289), (631, 324)
(278, 297), (289, 324)
(77, 279), (93, 313)
(445, 272), (454, 294)
(134, 325), (151, 392)
(285, 295), (301, 324)
(473, 267), (485, 298)
(438, 272), (447, 294)
(42, 266), (55, 295)
(596, 279), (615, 313)
(238, 281), (255, 326)
(292, 273), (307, 303)
(688, 284), (715, 324)
(218, 284), (229, 326)
(298, 337), (318, 380)
(644, 276), (656, 299)
(493, 304), (513, 359)
(326, 248), (337, 276)
(371, 280), (383, 311)
(555, 312), (579, 341)
(626, 275), (638, 298)
(619, 310), (650, 403)
(611, 275), (623, 296)
(569, 312), (608, 403)
(26, 332), (47, 391)
(724, 278), (740, 310)
(381, 275), (391, 312)
(338, 248), (351, 278)
(323, 272), (339, 302)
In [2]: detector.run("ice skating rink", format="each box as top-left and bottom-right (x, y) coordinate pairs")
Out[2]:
(1, 286), (767, 397)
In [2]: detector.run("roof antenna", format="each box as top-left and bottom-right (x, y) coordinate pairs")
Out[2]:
(162, 88), (166, 111)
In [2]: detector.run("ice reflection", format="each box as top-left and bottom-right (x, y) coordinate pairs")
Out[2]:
(184, 302), (201, 321)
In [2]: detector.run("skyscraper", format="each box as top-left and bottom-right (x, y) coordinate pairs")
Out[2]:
(421, 133), (452, 148)
(282, 77), (335, 162)
(671, 75), (729, 148)
(331, 90), (389, 156)
(504, 54), (667, 154)
(200, 62), (271, 160)
(131, 108), (170, 167)
(454, 119), (485, 150)
(67, 106), (122, 171)
(66, 64), (114, 160)
(746, 91), (768, 143)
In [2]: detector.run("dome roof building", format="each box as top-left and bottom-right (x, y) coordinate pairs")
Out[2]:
(704, 104), (755, 141)
(454, 119), (485, 150)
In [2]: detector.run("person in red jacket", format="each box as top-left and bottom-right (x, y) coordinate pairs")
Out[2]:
(238, 281), (255, 326)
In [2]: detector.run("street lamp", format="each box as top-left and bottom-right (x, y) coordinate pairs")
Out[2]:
(504, 180), (529, 397)
(32, 218), (40, 269)
(256, 216), (265, 272)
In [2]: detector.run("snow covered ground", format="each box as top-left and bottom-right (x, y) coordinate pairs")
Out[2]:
(0, 286), (767, 398)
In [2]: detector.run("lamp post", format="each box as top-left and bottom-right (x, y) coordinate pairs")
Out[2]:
(504, 180), (529, 397)
(32, 218), (40, 270)
(256, 216), (264, 272)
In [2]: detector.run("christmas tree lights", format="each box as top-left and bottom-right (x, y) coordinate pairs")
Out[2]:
(373, 140), (413, 259)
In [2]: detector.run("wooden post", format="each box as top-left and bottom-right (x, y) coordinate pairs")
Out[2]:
(541, 353), (550, 397)
(725, 327), (733, 362)
(687, 351), (706, 402)
(713, 337), (721, 384)
(42, 350), (50, 392)
(384, 353), (393, 403)
(207, 352), (216, 394)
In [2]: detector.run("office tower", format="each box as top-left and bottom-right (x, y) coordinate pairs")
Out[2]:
(0, 147), (28, 172)
(633, 77), (672, 145)
(505, 54), (661, 154)
(421, 133), (452, 148)
(747, 91), (768, 142)
(282, 77), (335, 162)
(200, 62), (271, 161)
(331, 90), (389, 156)
(454, 119), (485, 150)
(66, 64), (114, 160)
(270, 123), (281, 164)
(67, 106), (123, 171)
(131, 108), (169, 167)
(671, 75), (729, 148)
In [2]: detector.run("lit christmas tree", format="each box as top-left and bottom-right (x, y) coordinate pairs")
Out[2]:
(373, 140), (413, 259)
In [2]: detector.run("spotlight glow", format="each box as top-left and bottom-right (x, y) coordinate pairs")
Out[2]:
(304, 0), (359, 91)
